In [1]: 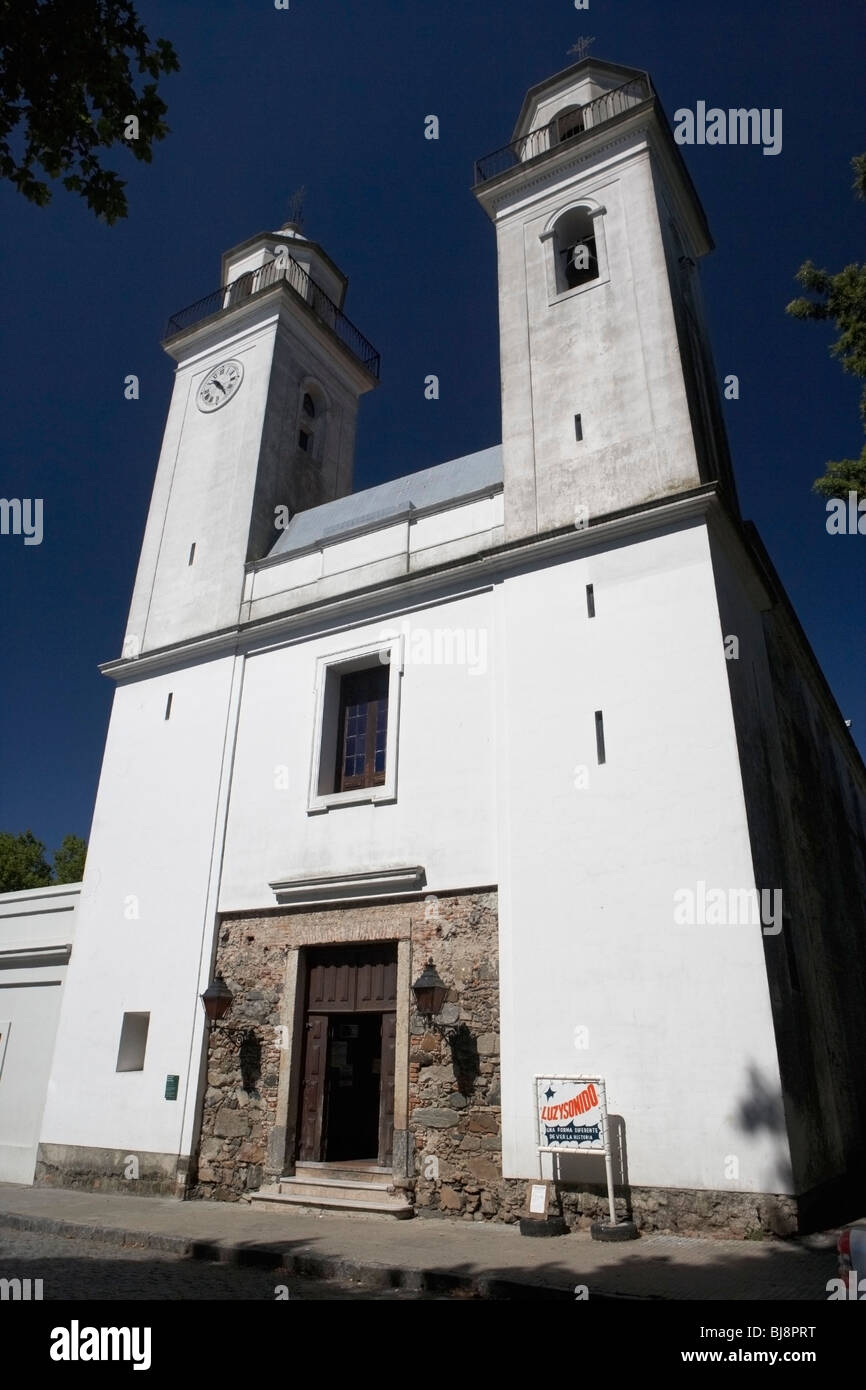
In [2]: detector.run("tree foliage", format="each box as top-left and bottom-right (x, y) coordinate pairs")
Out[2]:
(53, 834), (87, 884)
(0, 830), (52, 892)
(786, 154), (866, 501)
(0, 830), (88, 892)
(0, 0), (179, 223)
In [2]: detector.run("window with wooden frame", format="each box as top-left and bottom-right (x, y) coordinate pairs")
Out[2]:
(335, 665), (389, 792)
(308, 637), (402, 813)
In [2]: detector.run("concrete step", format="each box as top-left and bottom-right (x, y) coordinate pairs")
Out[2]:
(292, 1164), (392, 1187)
(278, 1177), (401, 1203)
(250, 1185), (413, 1219)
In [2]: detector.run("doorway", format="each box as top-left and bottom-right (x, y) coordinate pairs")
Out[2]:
(324, 1014), (379, 1160)
(297, 944), (397, 1167)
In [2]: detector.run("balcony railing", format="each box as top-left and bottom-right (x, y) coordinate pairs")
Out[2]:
(165, 253), (380, 379)
(474, 76), (653, 185)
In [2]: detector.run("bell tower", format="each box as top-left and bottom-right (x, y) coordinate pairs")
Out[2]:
(125, 224), (379, 655)
(474, 57), (738, 543)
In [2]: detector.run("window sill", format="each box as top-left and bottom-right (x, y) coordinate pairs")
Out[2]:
(308, 785), (397, 814)
(548, 271), (610, 307)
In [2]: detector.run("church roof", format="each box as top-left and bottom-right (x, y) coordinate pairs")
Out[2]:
(267, 444), (503, 559)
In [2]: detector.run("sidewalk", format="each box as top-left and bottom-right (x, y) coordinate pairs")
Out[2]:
(0, 1182), (839, 1300)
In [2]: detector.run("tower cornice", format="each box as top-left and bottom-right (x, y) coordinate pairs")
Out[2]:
(510, 56), (652, 141)
(161, 274), (379, 389)
(475, 94), (712, 257)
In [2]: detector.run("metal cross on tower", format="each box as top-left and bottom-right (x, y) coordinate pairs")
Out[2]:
(286, 185), (307, 229)
(568, 36), (596, 62)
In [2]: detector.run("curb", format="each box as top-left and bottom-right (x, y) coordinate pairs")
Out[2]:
(0, 1210), (639, 1301)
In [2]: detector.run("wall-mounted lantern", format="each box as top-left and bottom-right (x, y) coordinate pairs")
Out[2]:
(200, 974), (264, 1092)
(411, 957), (479, 1095)
(411, 959), (449, 1019)
(200, 974), (234, 1025)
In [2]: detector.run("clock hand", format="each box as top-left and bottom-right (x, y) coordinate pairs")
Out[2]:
(212, 379), (226, 393)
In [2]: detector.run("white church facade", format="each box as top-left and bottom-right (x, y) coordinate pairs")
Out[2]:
(33, 58), (866, 1234)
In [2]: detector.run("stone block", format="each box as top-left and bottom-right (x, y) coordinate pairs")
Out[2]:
(439, 1186), (464, 1210)
(423, 1065), (455, 1086)
(468, 1113), (498, 1133)
(413, 1107), (460, 1129)
(468, 1156), (500, 1183)
(214, 1109), (251, 1139)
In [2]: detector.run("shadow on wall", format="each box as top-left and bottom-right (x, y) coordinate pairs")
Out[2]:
(448, 1025), (480, 1096)
(736, 1060), (794, 1191)
(239, 1032), (262, 1095)
(735, 1058), (864, 1233)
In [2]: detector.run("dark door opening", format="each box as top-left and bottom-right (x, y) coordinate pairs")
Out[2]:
(297, 944), (398, 1166)
(324, 1014), (381, 1162)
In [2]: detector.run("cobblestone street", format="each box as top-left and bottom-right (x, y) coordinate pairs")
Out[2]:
(0, 1227), (453, 1301)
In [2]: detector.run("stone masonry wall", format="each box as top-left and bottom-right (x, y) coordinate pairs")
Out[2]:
(407, 890), (522, 1221)
(192, 891), (507, 1204)
(194, 915), (288, 1200)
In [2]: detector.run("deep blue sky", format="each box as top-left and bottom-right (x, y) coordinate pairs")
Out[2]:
(1, 0), (864, 854)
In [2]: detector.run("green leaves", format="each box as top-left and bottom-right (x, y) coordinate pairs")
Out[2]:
(0, 830), (51, 892)
(811, 449), (866, 500)
(0, 0), (179, 223)
(52, 834), (88, 885)
(787, 155), (866, 502)
(0, 830), (88, 891)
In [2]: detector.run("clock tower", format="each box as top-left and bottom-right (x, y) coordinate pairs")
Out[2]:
(125, 224), (379, 655)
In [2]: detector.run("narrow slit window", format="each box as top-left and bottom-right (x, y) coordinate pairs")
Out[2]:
(586, 584), (595, 618)
(297, 384), (326, 463)
(164, 692), (173, 721)
(188, 542), (196, 566)
(595, 709), (606, 765)
(574, 413), (583, 442)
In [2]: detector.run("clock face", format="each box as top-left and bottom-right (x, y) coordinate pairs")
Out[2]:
(197, 359), (243, 412)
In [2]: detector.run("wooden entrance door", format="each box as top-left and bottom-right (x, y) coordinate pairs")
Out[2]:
(297, 945), (397, 1166)
(378, 1012), (397, 1167)
(298, 1015), (328, 1163)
